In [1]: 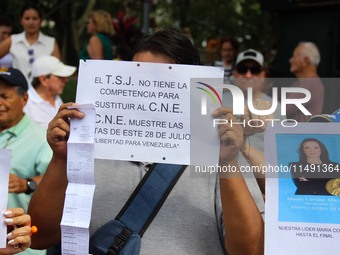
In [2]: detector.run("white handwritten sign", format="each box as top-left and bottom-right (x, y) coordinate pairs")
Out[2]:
(76, 60), (223, 165)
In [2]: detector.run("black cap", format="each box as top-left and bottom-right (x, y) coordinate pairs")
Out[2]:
(0, 67), (28, 91)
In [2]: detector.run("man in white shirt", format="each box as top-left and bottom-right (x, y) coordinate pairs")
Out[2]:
(24, 55), (76, 128)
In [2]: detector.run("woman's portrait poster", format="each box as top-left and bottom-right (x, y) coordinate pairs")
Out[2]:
(276, 133), (340, 223)
(264, 123), (340, 255)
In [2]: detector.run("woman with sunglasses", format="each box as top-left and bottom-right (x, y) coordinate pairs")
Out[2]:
(0, 3), (61, 83)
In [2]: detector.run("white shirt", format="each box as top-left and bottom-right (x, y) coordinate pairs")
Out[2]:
(24, 87), (63, 129)
(10, 31), (55, 85)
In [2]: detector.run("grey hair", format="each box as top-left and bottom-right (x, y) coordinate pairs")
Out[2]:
(298, 42), (320, 66)
(15, 86), (27, 96)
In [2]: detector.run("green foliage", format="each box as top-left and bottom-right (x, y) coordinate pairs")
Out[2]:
(0, 0), (275, 65)
(0, 0), (276, 101)
(61, 77), (77, 103)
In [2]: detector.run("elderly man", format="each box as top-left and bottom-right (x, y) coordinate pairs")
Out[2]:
(0, 67), (51, 254)
(24, 55), (76, 128)
(0, 67), (52, 209)
(287, 42), (324, 122)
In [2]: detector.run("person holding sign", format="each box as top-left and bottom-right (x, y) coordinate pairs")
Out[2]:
(28, 28), (264, 255)
(212, 107), (265, 255)
(1, 208), (31, 255)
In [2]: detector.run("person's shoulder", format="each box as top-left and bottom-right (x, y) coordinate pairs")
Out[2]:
(38, 31), (56, 43)
(25, 116), (47, 135)
(96, 33), (110, 39)
(90, 34), (102, 43)
(299, 77), (323, 88)
(214, 60), (223, 66)
(11, 32), (25, 42)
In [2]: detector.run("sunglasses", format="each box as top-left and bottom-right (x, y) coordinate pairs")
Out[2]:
(236, 65), (262, 75)
(28, 49), (34, 64)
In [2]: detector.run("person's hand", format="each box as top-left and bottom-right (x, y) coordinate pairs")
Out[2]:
(8, 174), (26, 194)
(1, 208), (31, 255)
(47, 102), (84, 159)
(243, 99), (274, 136)
(212, 107), (244, 164)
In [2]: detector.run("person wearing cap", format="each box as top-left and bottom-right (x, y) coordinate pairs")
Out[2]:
(23, 56), (76, 128)
(225, 48), (284, 133)
(231, 49), (266, 100)
(0, 67), (51, 255)
(286, 42), (324, 122)
(220, 49), (284, 244)
(223, 48), (282, 184)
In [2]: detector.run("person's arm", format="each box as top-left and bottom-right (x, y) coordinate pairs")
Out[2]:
(241, 142), (266, 195)
(28, 103), (84, 249)
(1, 208), (31, 255)
(51, 40), (61, 59)
(219, 168), (264, 255)
(87, 35), (104, 59)
(213, 107), (264, 255)
(8, 175), (44, 194)
(0, 37), (11, 58)
(242, 98), (275, 136)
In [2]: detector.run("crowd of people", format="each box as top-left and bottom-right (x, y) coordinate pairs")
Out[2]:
(0, 2), (339, 255)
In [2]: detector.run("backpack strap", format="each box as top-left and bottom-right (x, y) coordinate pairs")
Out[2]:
(90, 163), (186, 255)
(116, 163), (186, 236)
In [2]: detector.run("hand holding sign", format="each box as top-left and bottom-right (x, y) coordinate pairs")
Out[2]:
(212, 107), (244, 165)
(46, 103), (85, 159)
(243, 99), (274, 136)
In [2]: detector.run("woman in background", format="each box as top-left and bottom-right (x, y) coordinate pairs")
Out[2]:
(0, 3), (61, 82)
(79, 10), (114, 60)
(214, 36), (239, 84)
